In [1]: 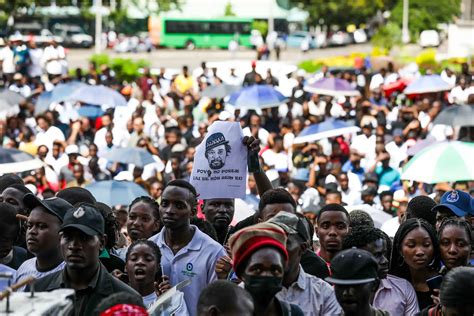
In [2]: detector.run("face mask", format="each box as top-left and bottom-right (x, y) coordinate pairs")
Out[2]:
(244, 275), (283, 305)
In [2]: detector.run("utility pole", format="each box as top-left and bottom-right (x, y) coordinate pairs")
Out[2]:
(268, 0), (274, 36)
(95, 0), (103, 54)
(402, 0), (410, 44)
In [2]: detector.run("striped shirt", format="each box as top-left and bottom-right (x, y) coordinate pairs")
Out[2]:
(15, 258), (65, 291)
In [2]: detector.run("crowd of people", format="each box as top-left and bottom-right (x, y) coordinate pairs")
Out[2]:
(0, 39), (473, 315)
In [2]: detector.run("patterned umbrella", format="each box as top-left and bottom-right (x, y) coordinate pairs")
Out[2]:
(68, 85), (127, 108)
(304, 77), (360, 97)
(401, 141), (474, 183)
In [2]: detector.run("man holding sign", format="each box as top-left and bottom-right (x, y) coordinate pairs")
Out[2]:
(193, 121), (272, 245)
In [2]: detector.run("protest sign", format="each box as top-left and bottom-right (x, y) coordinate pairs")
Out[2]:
(190, 121), (247, 199)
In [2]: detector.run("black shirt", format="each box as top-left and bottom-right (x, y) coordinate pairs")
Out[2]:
(29, 263), (140, 316)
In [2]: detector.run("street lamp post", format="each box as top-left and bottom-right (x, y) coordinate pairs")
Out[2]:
(95, 0), (103, 54)
(402, 0), (410, 44)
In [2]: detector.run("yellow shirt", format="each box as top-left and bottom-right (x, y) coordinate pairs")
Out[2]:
(175, 74), (195, 94)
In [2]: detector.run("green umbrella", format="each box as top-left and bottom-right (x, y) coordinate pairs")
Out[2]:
(401, 141), (474, 184)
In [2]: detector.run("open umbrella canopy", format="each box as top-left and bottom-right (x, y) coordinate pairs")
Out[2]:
(77, 105), (105, 118)
(293, 119), (360, 144)
(403, 75), (454, 95)
(201, 84), (240, 99)
(0, 89), (25, 105)
(227, 85), (288, 109)
(0, 148), (44, 174)
(68, 85), (127, 108)
(401, 141), (474, 183)
(433, 104), (474, 126)
(104, 147), (155, 167)
(35, 81), (88, 114)
(85, 180), (149, 206)
(304, 77), (361, 97)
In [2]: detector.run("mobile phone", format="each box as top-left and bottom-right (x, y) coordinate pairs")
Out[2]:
(426, 275), (443, 290)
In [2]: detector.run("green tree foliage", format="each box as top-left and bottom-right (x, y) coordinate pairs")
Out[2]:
(90, 54), (150, 82)
(371, 22), (401, 49)
(252, 20), (268, 37)
(224, 2), (235, 16)
(390, 0), (461, 38)
(290, 0), (390, 27)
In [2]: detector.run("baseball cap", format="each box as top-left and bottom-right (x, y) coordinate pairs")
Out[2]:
(432, 190), (473, 217)
(65, 144), (80, 156)
(363, 172), (378, 183)
(361, 185), (378, 197)
(267, 211), (310, 243)
(60, 203), (105, 236)
(23, 194), (73, 222)
(326, 248), (378, 285)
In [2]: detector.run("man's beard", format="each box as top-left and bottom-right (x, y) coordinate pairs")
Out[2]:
(210, 159), (224, 169)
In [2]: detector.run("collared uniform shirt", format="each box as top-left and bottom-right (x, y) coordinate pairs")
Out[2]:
(149, 226), (226, 316)
(373, 274), (419, 316)
(276, 266), (341, 316)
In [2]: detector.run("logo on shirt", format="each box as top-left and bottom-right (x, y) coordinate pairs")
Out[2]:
(181, 262), (197, 278)
(446, 191), (459, 203)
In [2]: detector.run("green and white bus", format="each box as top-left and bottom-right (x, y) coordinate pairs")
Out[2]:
(149, 16), (253, 49)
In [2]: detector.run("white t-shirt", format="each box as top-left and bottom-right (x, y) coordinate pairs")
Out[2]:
(28, 48), (44, 77)
(42, 45), (65, 75)
(0, 46), (15, 74)
(242, 127), (270, 146)
(34, 126), (66, 150)
(15, 258), (65, 292)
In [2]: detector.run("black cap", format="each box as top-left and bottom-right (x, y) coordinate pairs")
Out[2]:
(60, 203), (104, 236)
(23, 193), (73, 222)
(361, 185), (378, 197)
(326, 248), (378, 285)
(363, 172), (378, 183)
(268, 211), (311, 242)
(57, 187), (96, 206)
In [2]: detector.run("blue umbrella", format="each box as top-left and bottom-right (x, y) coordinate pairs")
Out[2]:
(104, 147), (155, 167)
(78, 105), (105, 118)
(35, 81), (87, 114)
(68, 85), (127, 108)
(227, 85), (288, 109)
(85, 180), (149, 206)
(293, 119), (360, 144)
(304, 77), (360, 97)
(404, 75), (454, 94)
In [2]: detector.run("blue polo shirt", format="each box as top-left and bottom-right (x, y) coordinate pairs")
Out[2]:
(149, 225), (226, 316)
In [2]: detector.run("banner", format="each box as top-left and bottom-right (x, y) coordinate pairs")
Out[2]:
(190, 121), (247, 199)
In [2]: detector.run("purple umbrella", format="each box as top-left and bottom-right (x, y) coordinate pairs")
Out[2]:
(304, 77), (360, 97)
(407, 137), (438, 156)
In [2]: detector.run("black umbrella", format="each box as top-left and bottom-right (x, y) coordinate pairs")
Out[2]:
(433, 105), (474, 126)
(201, 84), (240, 99)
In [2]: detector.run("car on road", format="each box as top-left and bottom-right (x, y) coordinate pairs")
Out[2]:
(328, 31), (352, 46)
(10, 22), (63, 45)
(419, 30), (440, 47)
(286, 31), (317, 49)
(52, 24), (93, 48)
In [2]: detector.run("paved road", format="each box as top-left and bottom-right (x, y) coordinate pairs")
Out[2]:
(66, 44), (376, 69)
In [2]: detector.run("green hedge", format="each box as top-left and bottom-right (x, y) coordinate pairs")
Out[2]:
(89, 54), (150, 82)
